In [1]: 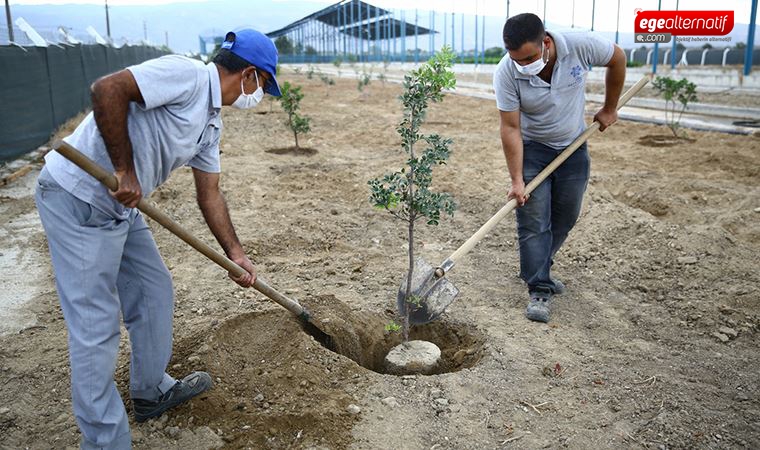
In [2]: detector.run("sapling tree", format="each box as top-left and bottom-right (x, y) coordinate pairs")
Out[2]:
(357, 72), (371, 92)
(277, 81), (311, 149)
(369, 47), (457, 341)
(319, 73), (335, 86)
(651, 76), (698, 137)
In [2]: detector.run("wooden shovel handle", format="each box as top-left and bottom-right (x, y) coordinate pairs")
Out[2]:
(437, 75), (651, 276)
(53, 141), (309, 320)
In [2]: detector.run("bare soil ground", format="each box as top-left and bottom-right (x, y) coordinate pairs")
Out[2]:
(1, 73), (759, 450)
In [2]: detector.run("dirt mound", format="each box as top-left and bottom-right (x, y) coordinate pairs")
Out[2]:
(149, 294), (483, 448)
(164, 307), (360, 449)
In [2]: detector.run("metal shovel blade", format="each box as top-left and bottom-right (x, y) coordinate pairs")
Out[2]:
(397, 257), (460, 325)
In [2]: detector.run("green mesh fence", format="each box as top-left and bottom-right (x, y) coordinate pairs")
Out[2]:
(0, 44), (168, 163)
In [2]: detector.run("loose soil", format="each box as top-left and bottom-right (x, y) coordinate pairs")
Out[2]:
(1, 72), (759, 449)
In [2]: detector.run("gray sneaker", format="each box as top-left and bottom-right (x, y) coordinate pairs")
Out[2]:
(526, 292), (552, 323)
(133, 371), (213, 423)
(551, 278), (565, 295)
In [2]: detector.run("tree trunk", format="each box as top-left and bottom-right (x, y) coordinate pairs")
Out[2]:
(402, 106), (418, 343)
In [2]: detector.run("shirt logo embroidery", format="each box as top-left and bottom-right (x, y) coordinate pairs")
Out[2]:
(569, 65), (585, 87)
(571, 65), (583, 81)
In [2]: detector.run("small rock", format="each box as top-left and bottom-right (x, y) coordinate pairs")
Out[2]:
(718, 326), (738, 338)
(0, 407), (10, 415)
(254, 394), (264, 403)
(385, 340), (441, 375)
(735, 392), (750, 401)
(452, 349), (467, 365)
(381, 397), (399, 408)
(434, 398), (449, 406)
(172, 364), (182, 370)
(677, 256), (698, 265)
(754, 207), (760, 213)
(187, 355), (201, 363)
(430, 389), (443, 398)
(712, 332), (730, 343)
(132, 429), (144, 442)
(346, 404), (361, 415)
(166, 426), (180, 438)
(263, 402), (270, 409)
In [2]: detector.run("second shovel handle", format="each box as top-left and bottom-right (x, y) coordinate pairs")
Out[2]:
(438, 75), (650, 275)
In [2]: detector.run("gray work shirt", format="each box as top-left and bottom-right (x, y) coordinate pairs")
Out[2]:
(45, 55), (223, 220)
(493, 30), (614, 149)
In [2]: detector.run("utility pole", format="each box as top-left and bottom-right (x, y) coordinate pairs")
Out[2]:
(615, 0), (620, 43)
(745, 0), (758, 76)
(475, 2), (478, 65)
(4, 0), (14, 42)
(591, 0), (596, 31)
(543, 0), (546, 25)
(105, 0), (111, 39)
(670, 0), (679, 68)
(652, 0), (662, 74)
(571, 0), (575, 28)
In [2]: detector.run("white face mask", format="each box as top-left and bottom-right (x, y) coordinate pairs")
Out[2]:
(513, 42), (547, 76)
(231, 69), (264, 109)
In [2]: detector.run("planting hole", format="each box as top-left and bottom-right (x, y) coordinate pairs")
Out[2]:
(303, 295), (484, 375)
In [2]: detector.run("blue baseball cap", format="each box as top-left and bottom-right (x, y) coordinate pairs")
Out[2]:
(221, 28), (281, 97)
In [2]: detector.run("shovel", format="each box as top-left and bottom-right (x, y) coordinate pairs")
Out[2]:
(399, 75), (650, 325)
(52, 141), (323, 331)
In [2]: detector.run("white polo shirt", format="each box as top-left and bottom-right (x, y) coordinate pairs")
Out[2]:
(45, 55), (223, 219)
(493, 30), (614, 149)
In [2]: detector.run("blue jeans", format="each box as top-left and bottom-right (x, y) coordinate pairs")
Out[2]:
(515, 139), (590, 295)
(35, 168), (177, 450)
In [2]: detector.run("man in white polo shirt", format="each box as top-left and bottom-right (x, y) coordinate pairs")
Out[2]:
(493, 13), (626, 323)
(36, 28), (280, 449)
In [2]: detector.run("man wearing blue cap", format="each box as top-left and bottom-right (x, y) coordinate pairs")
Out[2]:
(35, 28), (279, 449)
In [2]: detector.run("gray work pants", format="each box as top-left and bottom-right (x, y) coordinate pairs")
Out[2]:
(35, 168), (177, 450)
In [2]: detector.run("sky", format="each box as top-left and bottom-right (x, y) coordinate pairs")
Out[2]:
(5, 0), (757, 53)
(7, 0), (756, 33)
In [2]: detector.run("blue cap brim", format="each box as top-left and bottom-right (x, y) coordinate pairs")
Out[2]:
(265, 75), (281, 97)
